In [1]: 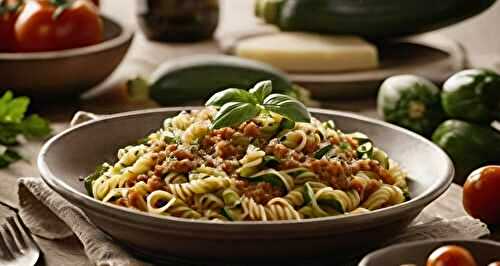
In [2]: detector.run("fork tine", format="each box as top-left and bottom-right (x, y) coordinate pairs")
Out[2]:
(6, 216), (27, 251)
(0, 227), (15, 260)
(0, 223), (18, 258)
(11, 216), (36, 249)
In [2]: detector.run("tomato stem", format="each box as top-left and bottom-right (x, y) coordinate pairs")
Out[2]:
(50, 0), (70, 20)
(0, 0), (22, 15)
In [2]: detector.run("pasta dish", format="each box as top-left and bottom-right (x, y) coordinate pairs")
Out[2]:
(85, 82), (409, 221)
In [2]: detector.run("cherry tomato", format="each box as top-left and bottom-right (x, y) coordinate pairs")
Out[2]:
(427, 245), (478, 266)
(488, 262), (500, 266)
(0, 0), (22, 52)
(15, 0), (102, 52)
(463, 165), (500, 225)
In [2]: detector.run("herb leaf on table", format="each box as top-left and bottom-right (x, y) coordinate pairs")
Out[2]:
(0, 91), (52, 168)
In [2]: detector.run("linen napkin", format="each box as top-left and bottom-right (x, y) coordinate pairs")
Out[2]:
(17, 177), (490, 266)
(17, 177), (147, 266)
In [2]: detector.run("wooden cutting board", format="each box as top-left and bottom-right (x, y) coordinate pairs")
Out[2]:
(221, 32), (467, 99)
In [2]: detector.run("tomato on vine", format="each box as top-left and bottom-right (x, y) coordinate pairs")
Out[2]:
(15, 0), (102, 52)
(0, 0), (23, 52)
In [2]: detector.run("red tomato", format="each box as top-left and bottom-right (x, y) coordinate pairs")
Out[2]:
(463, 165), (500, 225)
(427, 245), (478, 266)
(14, 0), (102, 52)
(0, 0), (22, 52)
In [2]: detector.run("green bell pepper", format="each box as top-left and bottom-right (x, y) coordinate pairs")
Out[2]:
(442, 69), (500, 123)
(432, 119), (500, 182)
(377, 75), (446, 136)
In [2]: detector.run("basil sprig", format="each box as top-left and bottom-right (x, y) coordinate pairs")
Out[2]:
(206, 81), (311, 129)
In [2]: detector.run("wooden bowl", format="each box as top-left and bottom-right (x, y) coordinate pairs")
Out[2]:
(38, 107), (454, 262)
(359, 239), (500, 266)
(0, 16), (134, 98)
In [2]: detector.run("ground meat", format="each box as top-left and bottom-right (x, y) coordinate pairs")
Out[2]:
(290, 151), (305, 162)
(200, 136), (216, 150)
(114, 198), (129, 207)
(127, 191), (147, 211)
(173, 149), (194, 160)
(242, 122), (261, 138)
(215, 140), (238, 159)
(351, 178), (382, 201)
(304, 140), (319, 154)
(278, 159), (301, 170)
(212, 127), (235, 140)
(126, 174), (149, 187)
(222, 160), (238, 175)
(168, 159), (196, 173)
(308, 159), (351, 190)
(165, 144), (177, 153)
(235, 180), (284, 205)
(265, 143), (290, 159)
(151, 141), (166, 152)
(147, 175), (166, 192)
(350, 159), (395, 185)
(346, 136), (359, 149)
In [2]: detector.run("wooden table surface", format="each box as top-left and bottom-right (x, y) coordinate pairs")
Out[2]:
(1, 1), (500, 265)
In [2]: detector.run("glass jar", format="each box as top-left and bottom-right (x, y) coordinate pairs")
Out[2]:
(136, 0), (219, 43)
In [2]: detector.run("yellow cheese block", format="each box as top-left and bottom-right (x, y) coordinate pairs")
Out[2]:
(235, 33), (379, 73)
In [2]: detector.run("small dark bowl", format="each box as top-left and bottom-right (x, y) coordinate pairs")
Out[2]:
(359, 239), (500, 266)
(0, 16), (134, 97)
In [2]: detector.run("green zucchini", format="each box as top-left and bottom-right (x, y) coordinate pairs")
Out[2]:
(432, 120), (500, 182)
(129, 55), (296, 105)
(372, 148), (389, 170)
(442, 69), (500, 123)
(377, 75), (445, 137)
(258, 0), (495, 38)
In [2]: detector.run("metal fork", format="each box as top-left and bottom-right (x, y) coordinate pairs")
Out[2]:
(0, 216), (40, 266)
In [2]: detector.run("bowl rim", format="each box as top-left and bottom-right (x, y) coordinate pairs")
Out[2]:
(359, 238), (500, 266)
(38, 107), (454, 228)
(0, 15), (134, 60)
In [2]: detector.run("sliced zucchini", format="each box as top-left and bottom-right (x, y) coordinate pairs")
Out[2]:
(372, 148), (389, 169)
(314, 144), (333, 159)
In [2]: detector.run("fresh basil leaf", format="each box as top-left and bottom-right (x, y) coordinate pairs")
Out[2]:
(263, 94), (311, 123)
(249, 80), (272, 103)
(20, 114), (52, 138)
(263, 93), (297, 105)
(0, 91), (29, 124)
(0, 148), (22, 168)
(211, 102), (260, 129)
(205, 88), (257, 107)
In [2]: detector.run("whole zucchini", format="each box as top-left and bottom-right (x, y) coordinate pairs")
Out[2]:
(129, 55), (297, 105)
(442, 69), (500, 123)
(256, 0), (495, 38)
(377, 75), (445, 137)
(432, 120), (500, 183)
